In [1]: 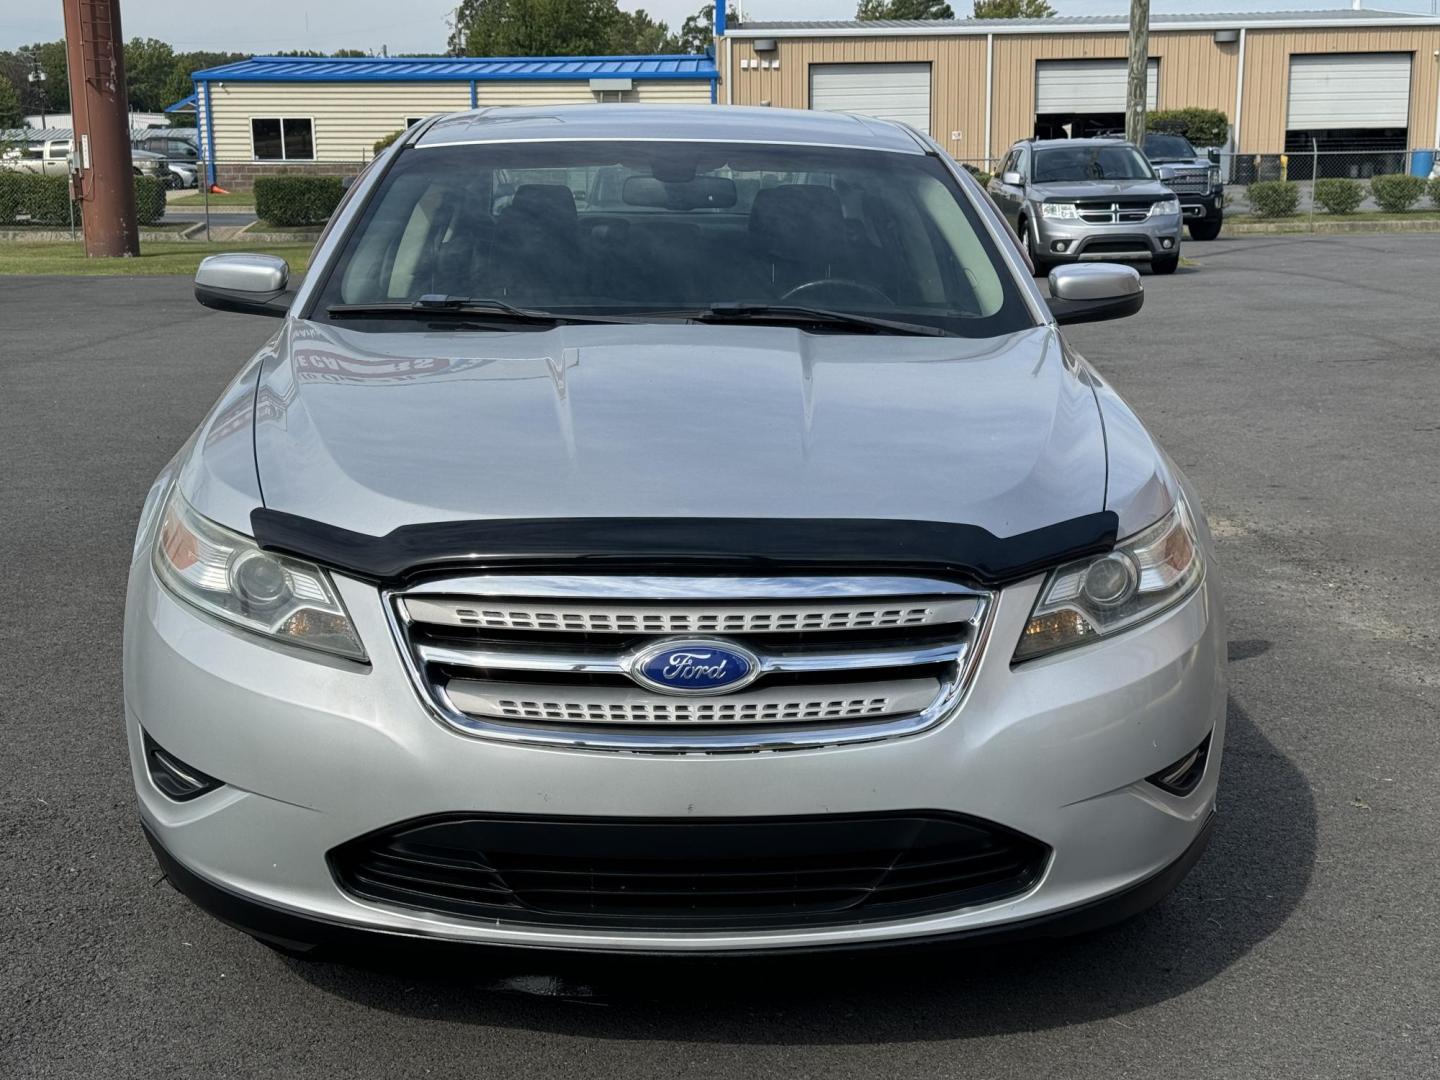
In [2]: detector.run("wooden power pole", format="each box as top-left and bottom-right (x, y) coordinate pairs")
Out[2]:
(62, 0), (139, 257)
(1125, 0), (1150, 145)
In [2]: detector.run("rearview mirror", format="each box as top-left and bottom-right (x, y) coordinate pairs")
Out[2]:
(1001, 170), (1023, 186)
(194, 253), (292, 318)
(1045, 264), (1144, 325)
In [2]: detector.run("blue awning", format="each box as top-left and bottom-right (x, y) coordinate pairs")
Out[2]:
(164, 93), (197, 113)
(191, 55), (716, 83)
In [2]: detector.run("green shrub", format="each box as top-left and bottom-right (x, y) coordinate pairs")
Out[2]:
(1368, 173), (1426, 213)
(134, 175), (165, 225)
(1147, 108), (1230, 149)
(0, 171), (76, 225)
(1430, 174), (1440, 209)
(373, 130), (403, 153)
(253, 175), (346, 226)
(1246, 179), (1300, 218)
(1313, 177), (1363, 215)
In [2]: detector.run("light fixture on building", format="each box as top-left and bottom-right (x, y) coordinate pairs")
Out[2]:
(1213, 29), (1239, 43)
(753, 39), (777, 53)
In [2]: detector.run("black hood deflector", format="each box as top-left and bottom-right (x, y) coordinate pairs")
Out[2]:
(250, 510), (1120, 588)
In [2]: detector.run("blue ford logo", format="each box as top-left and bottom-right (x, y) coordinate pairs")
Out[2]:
(627, 638), (761, 696)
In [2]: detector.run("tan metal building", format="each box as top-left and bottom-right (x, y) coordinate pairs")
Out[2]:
(720, 9), (1440, 166)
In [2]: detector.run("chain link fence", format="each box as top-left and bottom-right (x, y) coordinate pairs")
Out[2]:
(173, 157), (372, 240)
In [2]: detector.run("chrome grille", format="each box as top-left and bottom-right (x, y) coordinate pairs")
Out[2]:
(447, 679), (938, 725)
(1076, 200), (1155, 225)
(389, 575), (992, 753)
(1163, 168), (1210, 195)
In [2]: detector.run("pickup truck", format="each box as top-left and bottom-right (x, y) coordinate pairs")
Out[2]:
(1142, 132), (1225, 241)
(2, 138), (167, 182)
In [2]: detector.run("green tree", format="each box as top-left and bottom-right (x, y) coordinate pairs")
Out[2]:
(857, 0), (955, 18)
(450, 0), (636, 56)
(972, 0), (1055, 17)
(17, 41), (70, 116)
(675, 4), (734, 54)
(607, 9), (676, 53)
(125, 37), (179, 112)
(0, 75), (23, 129)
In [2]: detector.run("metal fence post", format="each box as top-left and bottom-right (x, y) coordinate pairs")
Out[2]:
(1310, 137), (1318, 232)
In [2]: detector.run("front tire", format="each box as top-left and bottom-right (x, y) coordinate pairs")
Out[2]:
(1151, 253), (1180, 275)
(1188, 217), (1223, 241)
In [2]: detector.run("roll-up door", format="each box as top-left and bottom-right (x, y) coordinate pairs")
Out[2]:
(1035, 59), (1158, 114)
(1287, 54), (1411, 130)
(809, 63), (932, 134)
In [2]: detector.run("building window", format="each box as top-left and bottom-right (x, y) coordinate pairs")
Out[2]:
(250, 118), (314, 161)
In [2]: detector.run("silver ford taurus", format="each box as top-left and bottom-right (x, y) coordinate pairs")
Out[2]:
(125, 105), (1224, 957)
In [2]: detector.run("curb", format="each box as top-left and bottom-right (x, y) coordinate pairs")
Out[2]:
(0, 228), (193, 242)
(1224, 218), (1440, 235)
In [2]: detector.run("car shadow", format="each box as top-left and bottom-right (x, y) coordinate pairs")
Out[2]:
(282, 694), (1314, 1042)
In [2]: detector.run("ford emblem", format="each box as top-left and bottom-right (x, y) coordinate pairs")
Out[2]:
(627, 638), (761, 696)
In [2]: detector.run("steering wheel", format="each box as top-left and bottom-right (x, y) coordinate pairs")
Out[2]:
(779, 278), (894, 307)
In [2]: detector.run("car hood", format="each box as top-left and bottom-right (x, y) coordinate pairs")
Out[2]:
(1032, 180), (1171, 199)
(250, 320), (1107, 540)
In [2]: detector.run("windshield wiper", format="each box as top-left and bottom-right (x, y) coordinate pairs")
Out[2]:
(694, 302), (949, 337)
(325, 295), (637, 325)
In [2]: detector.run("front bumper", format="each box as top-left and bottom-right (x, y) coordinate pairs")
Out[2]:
(124, 559), (1226, 954)
(1033, 212), (1183, 262)
(1175, 191), (1224, 221)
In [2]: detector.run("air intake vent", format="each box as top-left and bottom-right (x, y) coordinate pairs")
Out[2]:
(1148, 734), (1211, 796)
(331, 812), (1049, 930)
(143, 732), (222, 801)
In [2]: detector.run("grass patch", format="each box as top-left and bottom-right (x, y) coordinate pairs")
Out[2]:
(168, 192), (256, 207)
(0, 239), (316, 276)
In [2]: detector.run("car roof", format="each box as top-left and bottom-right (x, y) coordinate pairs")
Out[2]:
(1021, 137), (1135, 151)
(416, 104), (928, 154)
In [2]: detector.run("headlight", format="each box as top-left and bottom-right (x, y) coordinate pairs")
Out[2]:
(1014, 502), (1203, 662)
(153, 490), (366, 661)
(1150, 197), (1181, 217)
(1041, 202), (1080, 220)
(1209, 166), (1222, 189)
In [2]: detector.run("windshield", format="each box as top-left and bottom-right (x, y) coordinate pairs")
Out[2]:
(1143, 134), (1198, 160)
(310, 141), (1032, 337)
(1033, 145), (1155, 183)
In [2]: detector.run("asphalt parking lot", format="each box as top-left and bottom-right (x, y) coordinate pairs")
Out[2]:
(3, 233), (1438, 1079)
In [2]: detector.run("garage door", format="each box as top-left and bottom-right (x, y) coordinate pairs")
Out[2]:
(1035, 59), (1158, 114)
(810, 63), (932, 134)
(1287, 54), (1411, 130)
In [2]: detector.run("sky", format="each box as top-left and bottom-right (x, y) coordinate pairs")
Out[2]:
(4, 0), (1436, 54)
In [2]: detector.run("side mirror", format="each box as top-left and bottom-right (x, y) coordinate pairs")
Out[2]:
(1046, 264), (1144, 325)
(1001, 170), (1023, 186)
(194, 253), (292, 318)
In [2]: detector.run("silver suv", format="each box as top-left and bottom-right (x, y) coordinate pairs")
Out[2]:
(125, 105), (1223, 958)
(990, 137), (1183, 275)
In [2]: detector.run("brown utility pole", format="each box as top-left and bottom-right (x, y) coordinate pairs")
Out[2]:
(1124, 0), (1150, 145)
(62, 0), (139, 257)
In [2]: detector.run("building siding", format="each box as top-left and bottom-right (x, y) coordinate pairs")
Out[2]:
(205, 79), (715, 166)
(728, 35), (988, 161)
(205, 81), (472, 163)
(1240, 28), (1440, 151)
(727, 25), (1440, 161)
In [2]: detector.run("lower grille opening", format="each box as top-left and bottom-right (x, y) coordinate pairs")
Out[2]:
(1148, 734), (1212, 796)
(1085, 240), (1151, 254)
(330, 812), (1050, 930)
(143, 732), (223, 801)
